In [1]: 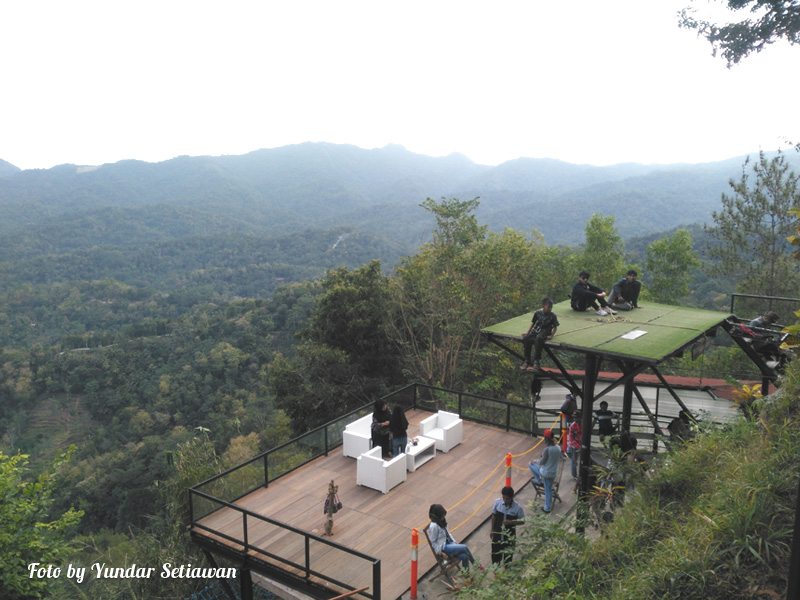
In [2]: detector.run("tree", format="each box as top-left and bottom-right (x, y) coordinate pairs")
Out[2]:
(0, 448), (82, 600)
(680, 0), (800, 66)
(582, 213), (625, 292)
(704, 151), (800, 300)
(301, 260), (399, 383)
(388, 198), (553, 390)
(645, 229), (701, 304)
(269, 261), (403, 431)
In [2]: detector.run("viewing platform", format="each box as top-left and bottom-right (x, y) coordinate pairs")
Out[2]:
(189, 382), (742, 600)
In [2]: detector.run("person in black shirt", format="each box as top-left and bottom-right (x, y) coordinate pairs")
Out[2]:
(571, 271), (616, 316)
(593, 401), (617, 440)
(608, 269), (642, 311)
(520, 297), (559, 371)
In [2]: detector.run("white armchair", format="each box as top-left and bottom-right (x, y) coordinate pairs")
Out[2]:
(419, 410), (463, 453)
(356, 447), (407, 493)
(343, 414), (373, 458)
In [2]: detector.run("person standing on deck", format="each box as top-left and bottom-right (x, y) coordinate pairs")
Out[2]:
(490, 486), (525, 566)
(567, 411), (582, 480)
(529, 430), (561, 513)
(389, 405), (408, 457)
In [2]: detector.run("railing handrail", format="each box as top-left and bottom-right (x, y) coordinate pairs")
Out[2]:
(191, 489), (379, 563)
(189, 381), (727, 599)
(730, 292), (800, 315)
(192, 383), (419, 494)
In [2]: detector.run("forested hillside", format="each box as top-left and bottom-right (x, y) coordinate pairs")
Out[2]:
(1, 146), (799, 599)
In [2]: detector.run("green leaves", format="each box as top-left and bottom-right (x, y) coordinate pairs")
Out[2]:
(705, 151), (800, 299)
(645, 229), (701, 304)
(0, 447), (83, 600)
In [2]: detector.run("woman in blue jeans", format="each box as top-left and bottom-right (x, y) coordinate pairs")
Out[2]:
(428, 504), (475, 569)
(529, 430), (561, 513)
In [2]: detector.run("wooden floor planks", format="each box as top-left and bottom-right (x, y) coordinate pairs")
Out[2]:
(192, 409), (540, 599)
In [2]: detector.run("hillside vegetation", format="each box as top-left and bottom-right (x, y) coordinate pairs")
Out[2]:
(1, 147), (799, 599)
(463, 367), (800, 599)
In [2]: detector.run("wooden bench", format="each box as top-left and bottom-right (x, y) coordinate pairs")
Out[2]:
(531, 452), (566, 505)
(422, 524), (460, 587)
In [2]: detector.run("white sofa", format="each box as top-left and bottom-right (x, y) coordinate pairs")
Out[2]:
(419, 410), (463, 453)
(343, 414), (373, 458)
(356, 447), (407, 493)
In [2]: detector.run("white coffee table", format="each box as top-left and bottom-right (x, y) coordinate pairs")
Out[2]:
(405, 436), (436, 472)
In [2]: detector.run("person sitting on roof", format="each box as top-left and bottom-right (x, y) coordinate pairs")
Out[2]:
(734, 312), (791, 369)
(571, 270), (617, 316)
(608, 269), (642, 311)
(520, 296), (559, 372)
(749, 311), (779, 330)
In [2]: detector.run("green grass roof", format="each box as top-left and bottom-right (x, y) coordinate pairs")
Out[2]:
(482, 300), (731, 363)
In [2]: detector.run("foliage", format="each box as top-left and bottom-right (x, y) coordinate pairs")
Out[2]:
(0, 447), (83, 600)
(459, 369), (800, 599)
(269, 261), (403, 432)
(704, 151), (800, 300)
(679, 0), (800, 66)
(581, 213), (625, 291)
(731, 383), (763, 418)
(388, 198), (563, 390)
(645, 228), (701, 304)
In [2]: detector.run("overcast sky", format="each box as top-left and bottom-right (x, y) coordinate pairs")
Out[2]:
(1, 1), (797, 171)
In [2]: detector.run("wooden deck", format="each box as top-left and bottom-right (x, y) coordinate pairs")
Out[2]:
(192, 409), (548, 600)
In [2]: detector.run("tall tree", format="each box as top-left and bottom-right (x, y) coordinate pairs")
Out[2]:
(645, 229), (701, 304)
(269, 261), (401, 430)
(388, 198), (552, 390)
(582, 213), (625, 292)
(704, 151), (800, 299)
(680, 0), (800, 66)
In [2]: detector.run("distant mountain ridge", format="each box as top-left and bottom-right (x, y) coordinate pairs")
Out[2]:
(1, 142), (797, 250)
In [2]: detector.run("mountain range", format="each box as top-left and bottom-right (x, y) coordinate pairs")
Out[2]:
(1, 142), (797, 291)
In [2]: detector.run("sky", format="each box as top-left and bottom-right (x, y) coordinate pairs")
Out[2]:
(1, 0), (797, 171)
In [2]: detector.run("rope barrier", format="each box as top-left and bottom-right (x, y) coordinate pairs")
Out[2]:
(416, 415), (564, 532)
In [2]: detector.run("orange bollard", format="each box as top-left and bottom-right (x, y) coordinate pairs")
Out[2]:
(505, 452), (512, 487)
(410, 528), (419, 599)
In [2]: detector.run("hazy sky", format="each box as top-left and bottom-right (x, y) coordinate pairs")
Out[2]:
(1, 1), (797, 171)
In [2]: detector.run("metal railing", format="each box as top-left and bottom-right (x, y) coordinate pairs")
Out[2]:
(188, 383), (559, 600)
(730, 293), (799, 321)
(188, 381), (712, 598)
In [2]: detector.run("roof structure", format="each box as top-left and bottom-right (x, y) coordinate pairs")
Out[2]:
(482, 300), (742, 534)
(482, 300), (731, 365)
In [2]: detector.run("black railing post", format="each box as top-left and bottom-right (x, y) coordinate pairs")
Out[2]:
(506, 403), (511, 432)
(243, 513), (249, 550)
(324, 425), (329, 456)
(373, 560), (381, 600)
(413, 383), (418, 409)
(188, 490), (194, 523)
(305, 537), (311, 578)
(458, 391), (463, 416)
(264, 454), (269, 488)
